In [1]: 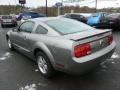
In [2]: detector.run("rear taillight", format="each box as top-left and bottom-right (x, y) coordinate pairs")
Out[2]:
(74, 43), (91, 58)
(108, 35), (113, 44)
(12, 17), (16, 22)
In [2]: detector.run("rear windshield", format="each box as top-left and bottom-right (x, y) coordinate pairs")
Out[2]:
(46, 18), (93, 35)
(92, 13), (99, 17)
(2, 16), (12, 19)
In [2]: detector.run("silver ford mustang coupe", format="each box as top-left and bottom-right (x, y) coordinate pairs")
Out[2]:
(6, 17), (116, 78)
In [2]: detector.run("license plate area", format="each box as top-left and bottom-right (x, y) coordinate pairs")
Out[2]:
(90, 37), (109, 53)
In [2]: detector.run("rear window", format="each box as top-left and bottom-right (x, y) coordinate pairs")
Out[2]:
(2, 16), (12, 19)
(46, 18), (93, 35)
(92, 13), (99, 17)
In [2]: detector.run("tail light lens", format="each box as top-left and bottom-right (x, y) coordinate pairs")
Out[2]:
(12, 17), (16, 22)
(74, 43), (91, 58)
(108, 35), (113, 44)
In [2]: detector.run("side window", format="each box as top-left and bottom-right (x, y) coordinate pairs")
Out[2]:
(19, 21), (34, 33)
(35, 25), (48, 34)
(71, 14), (79, 19)
(71, 14), (76, 18)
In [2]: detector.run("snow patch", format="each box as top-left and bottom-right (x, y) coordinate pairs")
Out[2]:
(35, 69), (39, 72)
(19, 84), (37, 90)
(3, 52), (11, 57)
(0, 57), (7, 60)
(111, 62), (115, 64)
(0, 52), (12, 61)
(111, 53), (119, 59)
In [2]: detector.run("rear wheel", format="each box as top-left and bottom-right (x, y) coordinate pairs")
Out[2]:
(36, 51), (55, 78)
(7, 38), (14, 50)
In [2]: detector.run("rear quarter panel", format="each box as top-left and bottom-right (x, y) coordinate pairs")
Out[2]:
(29, 34), (74, 69)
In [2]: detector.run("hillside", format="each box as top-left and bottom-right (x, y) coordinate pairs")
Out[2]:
(63, 0), (120, 9)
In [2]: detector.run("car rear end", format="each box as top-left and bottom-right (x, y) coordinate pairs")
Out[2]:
(1, 15), (17, 26)
(62, 30), (116, 74)
(45, 18), (116, 74)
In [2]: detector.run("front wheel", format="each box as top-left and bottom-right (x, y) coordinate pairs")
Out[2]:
(36, 52), (55, 78)
(7, 38), (14, 50)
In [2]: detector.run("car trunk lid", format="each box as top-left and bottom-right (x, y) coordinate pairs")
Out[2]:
(63, 29), (112, 57)
(63, 29), (111, 41)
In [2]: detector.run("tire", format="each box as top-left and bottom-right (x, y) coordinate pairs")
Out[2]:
(7, 38), (15, 51)
(36, 51), (55, 78)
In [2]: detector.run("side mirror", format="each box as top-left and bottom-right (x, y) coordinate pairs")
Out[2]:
(12, 27), (18, 32)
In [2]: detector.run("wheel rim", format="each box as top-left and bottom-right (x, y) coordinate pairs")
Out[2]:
(37, 56), (48, 74)
(8, 39), (12, 49)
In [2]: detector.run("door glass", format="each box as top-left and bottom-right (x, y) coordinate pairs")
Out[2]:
(19, 21), (34, 33)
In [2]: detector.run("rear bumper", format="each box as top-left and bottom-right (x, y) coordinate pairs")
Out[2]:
(2, 22), (16, 25)
(64, 41), (116, 74)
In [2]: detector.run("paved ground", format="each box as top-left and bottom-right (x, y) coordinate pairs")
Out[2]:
(0, 26), (120, 90)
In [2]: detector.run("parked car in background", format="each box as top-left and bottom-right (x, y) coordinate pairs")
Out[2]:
(1, 15), (17, 28)
(103, 13), (120, 29)
(87, 12), (109, 28)
(17, 11), (46, 21)
(6, 17), (116, 78)
(78, 13), (92, 20)
(63, 13), (87, 23)
(20, 15), (32, 23)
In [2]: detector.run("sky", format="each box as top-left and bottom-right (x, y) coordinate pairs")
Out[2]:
(0, 0), (120, 8)
(0, 0), (61, 7)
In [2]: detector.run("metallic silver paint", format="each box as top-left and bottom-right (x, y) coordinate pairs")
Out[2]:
(6, 17), (116, 74)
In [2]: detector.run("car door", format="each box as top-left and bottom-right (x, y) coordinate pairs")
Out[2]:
(11, 21), (35, 52)
(18, 21), (35, 53)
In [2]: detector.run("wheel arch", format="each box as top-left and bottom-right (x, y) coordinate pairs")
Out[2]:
(33, 43), (56, 69)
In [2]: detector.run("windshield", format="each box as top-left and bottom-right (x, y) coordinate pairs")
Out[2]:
(46, 18), (94, 35)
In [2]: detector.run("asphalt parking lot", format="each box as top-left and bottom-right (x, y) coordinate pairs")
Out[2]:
(0, 26), (120, 90)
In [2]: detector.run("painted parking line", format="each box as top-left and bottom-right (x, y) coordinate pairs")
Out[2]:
(35, 69), (39, 72)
